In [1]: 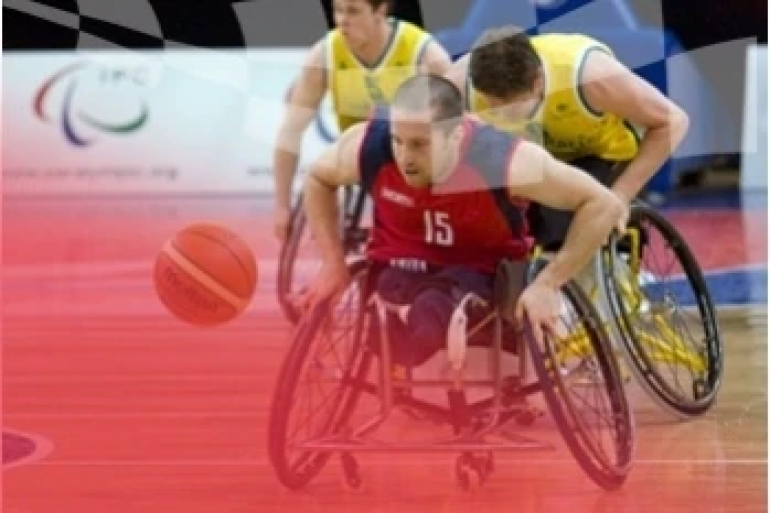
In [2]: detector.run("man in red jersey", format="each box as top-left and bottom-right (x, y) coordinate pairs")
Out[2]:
(302, 74), (624, 365)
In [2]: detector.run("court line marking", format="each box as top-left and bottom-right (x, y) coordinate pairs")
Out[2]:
(4, 412), (272, 418)
(2, 427), (55, 472)
(4, 405), (759, 424)
(4, 303), (765, 321)
(29, 459), (766, 466)
(3, 375), (282, 383)
(2, 259), (316, 280)
(1, 326), (290, 336)
(4, 412), (273, 419)
(3, 260), (766, 281)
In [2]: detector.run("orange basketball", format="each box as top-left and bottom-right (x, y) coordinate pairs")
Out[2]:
(154, 223), (258, 326)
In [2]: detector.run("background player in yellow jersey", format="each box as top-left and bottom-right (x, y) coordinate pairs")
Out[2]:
(272, 0), (451, 240)
(447, 26), (690, 250)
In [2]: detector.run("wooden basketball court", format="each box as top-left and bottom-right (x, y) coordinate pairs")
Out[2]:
(3, 198), (767, 513)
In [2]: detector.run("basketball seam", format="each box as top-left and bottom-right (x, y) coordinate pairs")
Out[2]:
(185, 228), (255, 294)
(172, 231), (253, 298)
(163, 241), (248, 312)
(155, 259), (238, 323)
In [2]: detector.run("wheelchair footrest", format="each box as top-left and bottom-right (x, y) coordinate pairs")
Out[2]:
(298, 433), (553, 453)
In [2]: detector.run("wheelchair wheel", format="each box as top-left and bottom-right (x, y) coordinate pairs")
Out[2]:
(268, 260), (373, 490)
(602, 201), (724, 418)
(276, 188), (368, 325)
(276, 197), (315, 324)
(524, 260), (635, 490)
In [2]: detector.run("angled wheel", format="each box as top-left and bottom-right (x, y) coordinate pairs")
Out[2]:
(268, 261), (373, 489)
(602, 201), (724, 418)
(276, 197), (319, 324)
(276, 188), (369, 325)
(525, 259), (635, 490)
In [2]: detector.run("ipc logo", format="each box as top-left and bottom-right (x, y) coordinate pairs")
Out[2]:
(34, 61), (152, 147)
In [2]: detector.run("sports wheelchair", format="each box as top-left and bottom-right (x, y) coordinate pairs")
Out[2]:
(276, 198), (725, 421)
(268, 257), (636, 491)
(581, 202), (724, 419)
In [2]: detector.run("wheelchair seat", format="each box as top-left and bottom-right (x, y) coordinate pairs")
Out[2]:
(364, 259), (529, 371)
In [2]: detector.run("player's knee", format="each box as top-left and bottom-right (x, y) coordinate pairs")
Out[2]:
(376, 266), (422, 304)
(404, 289), (455, 366)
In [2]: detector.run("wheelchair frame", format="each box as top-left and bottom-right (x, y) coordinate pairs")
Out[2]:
(528, 220), (722, 419)
(598, 204), (724, 417)
(278, 197), (724, 420)
(268, 259), (635, 492)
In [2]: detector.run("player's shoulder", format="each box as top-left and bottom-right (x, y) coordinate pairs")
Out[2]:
(315, 27), (357, 67)
(357, 107), (395, 190)
(395, 18), (430, 37)
(357, 107), (392, 149)
(532, 32), (610, 59)
(463, 120), (521, 186)
(532, 32), (600, 45)
(299, 36), (328, 70)
(466, 121), (520, 160)
(446, 53), (470, 88)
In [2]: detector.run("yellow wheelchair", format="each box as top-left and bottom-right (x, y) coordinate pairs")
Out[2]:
(541, 201), (724, 419)
(267, 258), (635, 491)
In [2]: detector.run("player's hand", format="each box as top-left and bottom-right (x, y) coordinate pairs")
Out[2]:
(273, 207), (292, 242)
(299, 262), (351, 312)
(514, 281), (562, 347)
(612, 190), (631, 236)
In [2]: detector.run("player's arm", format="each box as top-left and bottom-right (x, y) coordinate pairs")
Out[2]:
(304, 122), (366, 273)
(417, 39), (453, 75)
(508, 141), (625, 289)
(580, 49), (690, 203)
(444, 53), (469, 93)
(273, 41), (327, 225)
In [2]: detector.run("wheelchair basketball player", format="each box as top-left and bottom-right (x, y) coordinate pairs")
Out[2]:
(301, 74), (625, 361)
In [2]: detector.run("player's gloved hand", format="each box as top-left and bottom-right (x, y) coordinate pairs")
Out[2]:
(273, 207), (292, 242)
(514, 281), (562, 347)
(299, 262), (351, 311)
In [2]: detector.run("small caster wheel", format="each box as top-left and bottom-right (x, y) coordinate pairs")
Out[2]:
(456, 468), (471, 490)
(455, 455), (473, 491)
(340, 453), (362, 490)
(470, 454), (492, 486)
(455, 453), (490, 490)
(345, 473), (362, 490)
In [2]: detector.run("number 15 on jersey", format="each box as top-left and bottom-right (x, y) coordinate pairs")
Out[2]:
(424, 210), (453, 246)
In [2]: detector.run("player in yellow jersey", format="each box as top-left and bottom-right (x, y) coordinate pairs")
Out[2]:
(447, 26), (689, 250)
(272, 0), (451, 241)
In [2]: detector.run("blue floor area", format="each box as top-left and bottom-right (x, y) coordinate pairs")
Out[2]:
(652, 187), (767, 307)
(704, 266), (767, 306)
(659, 187), (767, 210)
(664, 266), (768, 307)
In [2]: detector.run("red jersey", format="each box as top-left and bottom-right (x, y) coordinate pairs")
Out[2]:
(360, 114), (531, 274)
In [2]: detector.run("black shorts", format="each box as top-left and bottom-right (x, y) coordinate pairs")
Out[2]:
(527, 156), (628, 251)
(368, 263), (518, 367)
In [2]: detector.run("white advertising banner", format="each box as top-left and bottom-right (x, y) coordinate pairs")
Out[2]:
(740, 44), (768, 192)
(3, 49), (338, 196)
